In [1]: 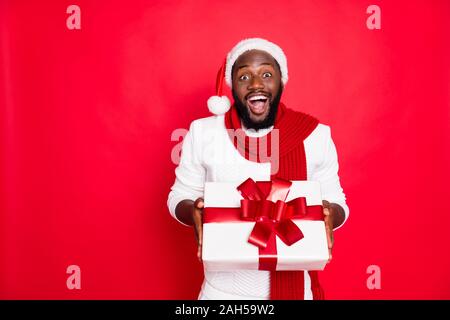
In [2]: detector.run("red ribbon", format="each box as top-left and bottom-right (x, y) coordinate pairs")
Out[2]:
(203, 178), (324, 270)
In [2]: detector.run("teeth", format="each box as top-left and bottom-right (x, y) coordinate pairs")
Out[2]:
(248, 95), (267, 101)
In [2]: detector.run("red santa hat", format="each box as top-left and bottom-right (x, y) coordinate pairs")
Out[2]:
(207, 38), (289, 115)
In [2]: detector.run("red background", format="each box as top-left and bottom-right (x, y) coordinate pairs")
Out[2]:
(1, 0), (449, 299)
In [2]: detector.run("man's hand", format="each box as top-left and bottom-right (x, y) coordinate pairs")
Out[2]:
(192, 197), (204, 262)
(322, 200), (346, 264)
(174, 197), (205, 262)
(322, 200), (334, 263)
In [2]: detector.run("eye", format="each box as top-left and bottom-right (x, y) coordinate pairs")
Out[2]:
(262, 72), (272, 78)
(239, 74), (250, 81)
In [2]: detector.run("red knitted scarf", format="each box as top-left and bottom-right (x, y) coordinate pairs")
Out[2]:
(224, 102), (324, 300)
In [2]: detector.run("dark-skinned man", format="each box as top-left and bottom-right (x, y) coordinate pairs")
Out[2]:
(168, 38), (349, 300)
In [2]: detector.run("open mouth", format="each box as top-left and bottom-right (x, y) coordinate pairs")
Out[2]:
(246, 94), (270, 116)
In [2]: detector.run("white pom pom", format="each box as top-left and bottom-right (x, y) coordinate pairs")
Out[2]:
(207, 95), (231, 115)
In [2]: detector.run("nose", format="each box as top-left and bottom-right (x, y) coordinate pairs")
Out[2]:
(248, 75), (264, 90)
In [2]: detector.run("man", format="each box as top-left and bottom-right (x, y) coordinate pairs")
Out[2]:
(167, 38), (349, 300)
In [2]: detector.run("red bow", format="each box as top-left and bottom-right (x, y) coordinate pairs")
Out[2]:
(238, 178), (320, 249)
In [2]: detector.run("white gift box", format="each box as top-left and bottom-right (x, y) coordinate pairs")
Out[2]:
(202, 180), (329, 272)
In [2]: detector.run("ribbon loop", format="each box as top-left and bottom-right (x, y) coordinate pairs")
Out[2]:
(236, 178), (317, 251)
(286, 197), (307, 218)
(248, 221), (274, 249)
(259, 200), (274, 220)
(272, 200), (286, 222)
(237, 178), (265, 200)
(275, 219), (304, 246)
(240, 199), (256, 220)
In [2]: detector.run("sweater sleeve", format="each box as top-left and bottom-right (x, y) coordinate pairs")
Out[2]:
(310, 126), (349, 230)
(167, 120), (206, 226)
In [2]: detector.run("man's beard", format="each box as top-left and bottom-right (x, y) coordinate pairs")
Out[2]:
(232, 85), (283, 131)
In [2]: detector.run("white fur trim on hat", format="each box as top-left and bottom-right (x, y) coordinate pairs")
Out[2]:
(225, 38), (288, 87)
(207, 95), (231, 115)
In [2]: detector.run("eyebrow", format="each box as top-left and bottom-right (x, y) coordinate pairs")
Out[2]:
(237, 62), (274, 70)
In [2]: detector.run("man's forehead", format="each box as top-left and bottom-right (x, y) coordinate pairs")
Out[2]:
(234, 50), (277, 68)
